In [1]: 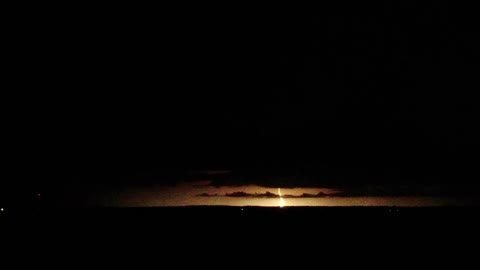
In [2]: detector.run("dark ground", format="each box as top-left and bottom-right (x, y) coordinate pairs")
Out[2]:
(3, 206), (479, 232)
(2, 207), (479, 263)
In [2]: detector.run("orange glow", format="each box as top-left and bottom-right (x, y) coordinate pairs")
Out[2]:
(75, 180), (466, 207)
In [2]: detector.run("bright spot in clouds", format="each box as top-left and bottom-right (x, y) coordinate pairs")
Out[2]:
(278, 188), (286, 208)
(65, 180), (465, 207)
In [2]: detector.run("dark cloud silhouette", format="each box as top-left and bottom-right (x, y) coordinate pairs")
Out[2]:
(196, 193), (219, 197)
(198, 185), (480, 199)
(219, 191), (331, 198)
(336, 185), (480, 197)
(284, 192), (328, 198)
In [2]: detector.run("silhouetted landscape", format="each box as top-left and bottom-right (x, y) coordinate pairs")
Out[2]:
(3, 2), (480, 253)
(3, 206), (479, 241)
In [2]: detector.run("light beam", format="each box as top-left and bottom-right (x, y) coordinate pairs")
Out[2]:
(278, 188), (286, 208)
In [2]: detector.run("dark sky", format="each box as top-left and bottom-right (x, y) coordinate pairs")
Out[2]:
(6, 2), (480, 190)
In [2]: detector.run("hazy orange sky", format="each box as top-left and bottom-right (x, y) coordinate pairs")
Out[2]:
(79, 181), (471, 207)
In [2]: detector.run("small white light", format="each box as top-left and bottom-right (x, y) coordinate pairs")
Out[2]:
(1, 208), (4, 212)
(241, 208), (244, 211)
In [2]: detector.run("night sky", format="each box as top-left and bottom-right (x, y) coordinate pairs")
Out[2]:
(4, 2), (480, 204)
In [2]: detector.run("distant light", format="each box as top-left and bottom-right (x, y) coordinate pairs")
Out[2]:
(241, 208), (244, 211)
(1, 208), (4, 212)
(37, 193), (41, 197)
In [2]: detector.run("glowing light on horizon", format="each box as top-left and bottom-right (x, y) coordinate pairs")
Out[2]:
(278, 188), (286, 208)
